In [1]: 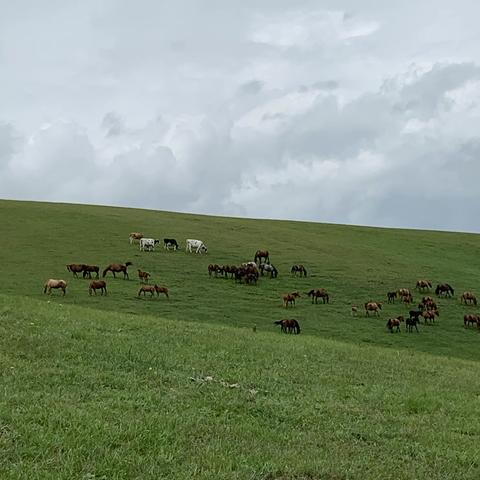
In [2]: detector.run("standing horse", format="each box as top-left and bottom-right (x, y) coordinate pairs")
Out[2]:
(416, 280), (432, 292)
(435, 283), (454, 297)
(464, 314), (480, 327)
(422, 309), (439, 324)
(129, 232), (144, 244)
(138, 269), (151, 283)
(406, 316), (420, 333)
(103, 262), (133, 279)
(260, 263), (278, 278)
(274, 319), (301, 334)
(460, 291), (477, 305)
(82, 265), (100, 279)
(254, 250), (270, 265)
(307, 289), (330, 304)
(364, 302), (382, 316)
(154, 285), (169, 299)
(89, 280), (107, 295)
(66, 264), (85, 278)
(386, 316), (404, 333)
(291, 265), (307, 277)
(43, 279), (67, 295)
(387, 291), (397, 303)
(283, 292), (300, 308)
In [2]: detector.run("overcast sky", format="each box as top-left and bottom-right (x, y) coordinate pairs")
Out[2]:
(1, 1), (480, 232)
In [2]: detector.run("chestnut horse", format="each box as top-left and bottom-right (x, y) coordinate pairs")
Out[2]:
(386, 316), (404, 333)
(416, 280), (432, 292)
(138, 269), (150, 283)
(129, 232), (144, 244)
(291, 265), (307, 277)
(464, 314), (480, 327)
(460, 291), (477, 305)
(103, 262), (132, 279)
(283, 292), (300, 308)
(364, 302), (382, 316)
(154, 285), (169, 299)
(307, 289), (329, 304)
(89, 280), (107, 295)
(254, 250), (270, 265)
(83, 264), (99, 279)
(435, 283), (454, 297)
(66, 264), (84, 278)
(43, 279), (67, 295)
(138, 284), (169, 298)
(274, 318), (301, 334)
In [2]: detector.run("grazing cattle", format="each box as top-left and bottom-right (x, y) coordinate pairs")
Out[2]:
(139, 238), (159, 251)
(460, 291), (477, 305)
(66, 264), (85, 278)
(406, 316), (420, 333)
(274, 319), (301, 334)
(464, 314), (480, 328)
(307, 289), (329, 304)
(103, 262), (132, 279)
(291, 265), (307, 277)
(386, 316), (404, 333)
(283, 292), (300, 308)
(82, 264), (100, 279)
(435, 283), (454, 297)
(129, 232), (144, 244)
(254, 250), (270, 265)
(137, 269), (150, 283)
(186, 239), (207, 254)
(260, 263), (278, 278)
(43, 279), (67, 295)
(364, 302), (382, 316)
(89, 280), (107, 296)
(416, 280), (432, 291)
(422, 309), (439, 324)
(387, 291), (397, 303)
(164, 238), (179, 250)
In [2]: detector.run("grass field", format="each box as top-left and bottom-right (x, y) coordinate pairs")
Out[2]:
(1, 199), (480, 479)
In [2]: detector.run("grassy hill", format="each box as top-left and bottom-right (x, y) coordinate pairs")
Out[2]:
(1, 199), (480, 479)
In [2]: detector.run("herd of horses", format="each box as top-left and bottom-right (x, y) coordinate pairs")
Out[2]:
(44, 238), (480, 336)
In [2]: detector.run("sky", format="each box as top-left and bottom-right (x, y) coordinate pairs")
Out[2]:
(1, 1), (480, 232)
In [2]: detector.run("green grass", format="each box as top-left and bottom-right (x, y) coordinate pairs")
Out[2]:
(1, 199), (480, 479)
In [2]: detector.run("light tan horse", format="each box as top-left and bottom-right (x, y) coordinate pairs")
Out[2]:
(129, 232), (144, 244)
(460, 291), (477, 305)
(416, 280), (432, 291)
(43, 279), (67, 295)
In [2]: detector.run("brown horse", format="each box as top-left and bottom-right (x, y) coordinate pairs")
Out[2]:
(103, 262), (133, 279)
(129, 232), (144, 244)
(422, 309), (439, 324)
(138, 269), (150, 283)
(291, 265), (307, 277)
(89, 280), (107, 295)
(464, 314), (480, 327)
(283, 292), (300, 308)
(138, 284), (169, 298)
(154, 285), (169, 299)
(400, 293), (414, 305)
(416, 279), (432, 291)
(460, 291), (477, 305)
(397, 288), (411, 298)
(254, 250), (270, 265)
(365, 302), (382, 316)
(435, 283), (454, 297)
(274, 318), (301, 334)
(386, 316), (404, 333)
(307, 288), (329, 304)
(82, 264), (99, 279)
(66, 264), (85, 278)
(43, 279), (67, 295)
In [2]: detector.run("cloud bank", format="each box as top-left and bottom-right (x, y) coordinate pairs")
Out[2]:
(1, 1), (480, 232)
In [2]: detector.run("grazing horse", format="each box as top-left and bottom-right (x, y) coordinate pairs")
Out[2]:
(464, 314), (480, 327)
(406, 316), (420, 333)
(89, 280), (107, 296)
(43, 279), (67, 295)
(154, 285), (169, 299)
(387, 291), (397, 303)
(397, 288), (411, 298)
(435, 283), (454, 297)
(274, 319), (301, 334)
(400, 293), (414, 305)
(291, 265), (307, 277)
(103, 262), (133, 279)
(254, 250), (270, 265)
(408, 310), (423, 322)
(386, 316), (404, 333)
(460, 291), (477, 305)
(82, 264), (99, 279)
(416, 280), (432, 292)
(260, 263), (278, 278)
(129, 232), (144, 244)
(283, 292), (300, 308)
(364, 302), (382, 316)
(138, 285), (156, 297)
(307, 289), (330, 304)
(66, 264), (84, 278)
(137, 269), (150, 283)
(422, 309), (439, 324)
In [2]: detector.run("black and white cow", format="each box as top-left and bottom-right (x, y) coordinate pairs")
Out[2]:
(164, 238), (179, 251)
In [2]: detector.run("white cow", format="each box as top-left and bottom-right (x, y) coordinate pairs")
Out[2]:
(140, 238), (159, 251)
(186, 239), (208, 254)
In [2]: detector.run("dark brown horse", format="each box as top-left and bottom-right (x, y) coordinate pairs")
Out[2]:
(154, 285), (169, 299)
(254, 250), (270, 265)
(274, 318), (301, 334)
(66, 264), (85, 278)
(89, 280), (107, 295)
(435, 283), (454, 297)
(82, 264), (99, 279)
(307, 288), (329, 304)
(406, 316), (420, 333)
(283, 292), (300, 308)
(103, 262), (132, 279)
(387, 291), (397, 303)
(291, 265), (307, 277)
(43, 279), (67, 295)
(464, 314), (480, 327)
